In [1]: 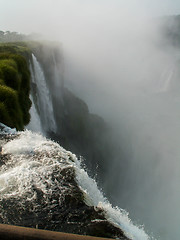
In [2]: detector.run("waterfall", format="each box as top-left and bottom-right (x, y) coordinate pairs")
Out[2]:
(0, 128), (151, 240)
(29, 54), (57, 134)
(26, 94), (43, 134)
(1, 49), (154, 239)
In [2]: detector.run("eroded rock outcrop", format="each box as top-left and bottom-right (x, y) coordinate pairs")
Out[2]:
(0, 126), (131, 240)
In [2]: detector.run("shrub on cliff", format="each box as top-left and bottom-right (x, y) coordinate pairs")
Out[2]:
(0, 102), (12, 127)
(0, 59), (20, 91)
(0, 79), (4, 85)
(0, 46), (31, 130)
(0, 85), (23, 129)
(11, 54), (31, 125)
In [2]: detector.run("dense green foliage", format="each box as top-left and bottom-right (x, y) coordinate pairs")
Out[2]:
(0, 44), (31, 130)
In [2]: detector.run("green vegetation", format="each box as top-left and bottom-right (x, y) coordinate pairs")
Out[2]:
(0, 43), (32, 130)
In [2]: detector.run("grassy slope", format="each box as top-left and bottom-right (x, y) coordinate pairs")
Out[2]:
(0, 43), (32, 130)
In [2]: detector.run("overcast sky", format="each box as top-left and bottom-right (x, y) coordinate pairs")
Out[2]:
(0, 0), (180, 37)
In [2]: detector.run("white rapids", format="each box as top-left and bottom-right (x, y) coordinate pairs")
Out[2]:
(29, 54), (57, 134)
(0, 129), (151, 240)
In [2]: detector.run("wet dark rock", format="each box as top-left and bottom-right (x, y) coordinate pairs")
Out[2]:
(0, 130), (130, 240)
(0, 133), (18, 166)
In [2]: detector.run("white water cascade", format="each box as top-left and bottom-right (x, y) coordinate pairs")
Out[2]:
(27, 93), (43, 134)
(0, 129), (151, 240)
(28, 54), (57, 134)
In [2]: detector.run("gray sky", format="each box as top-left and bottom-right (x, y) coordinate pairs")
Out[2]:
(0, 0), (180, 36)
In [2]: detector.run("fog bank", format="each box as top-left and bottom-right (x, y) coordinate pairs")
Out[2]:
(62, 13), (180, 240)
(1, 1), (180, 239)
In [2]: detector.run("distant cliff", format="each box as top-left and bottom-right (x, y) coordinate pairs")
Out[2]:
(0, 40), (113, 184)
(0, 35), (150, 240)
(29, 41), (113, 182)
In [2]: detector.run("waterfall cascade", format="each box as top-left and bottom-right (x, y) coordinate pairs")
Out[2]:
(0, 127), (150, 240)
(0, 50), (153, 239)
(27, 94), (43, 134)
(28, 54), (57, 134)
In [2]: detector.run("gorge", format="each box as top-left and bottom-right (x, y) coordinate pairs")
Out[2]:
(0, 41), (150, 240)
(0, 14), (180, 239)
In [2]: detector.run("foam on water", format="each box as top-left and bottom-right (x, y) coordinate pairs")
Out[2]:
(73, 159), (151, 240)
(1, 131), (71, 203)
(1, 130), (151, 240)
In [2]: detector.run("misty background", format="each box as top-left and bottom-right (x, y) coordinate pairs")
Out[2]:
(1, 0), (180, 239)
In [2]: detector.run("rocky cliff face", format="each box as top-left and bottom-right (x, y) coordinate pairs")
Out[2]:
(0, 41), (114, 183)
(0, 41), (150, 240)
(29, 42), (115, 183)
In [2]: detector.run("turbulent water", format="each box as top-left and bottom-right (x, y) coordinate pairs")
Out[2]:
(0, 125), (150, 239)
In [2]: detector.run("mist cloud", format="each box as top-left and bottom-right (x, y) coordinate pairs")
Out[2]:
(1, 1), (180, 239)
